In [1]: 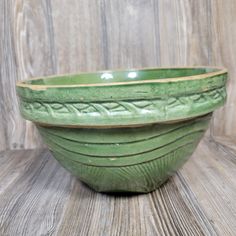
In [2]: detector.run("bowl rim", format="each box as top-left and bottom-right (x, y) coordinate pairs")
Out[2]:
(16, 66), (227, 90)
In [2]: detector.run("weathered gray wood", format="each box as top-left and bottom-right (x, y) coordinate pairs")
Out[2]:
(0, 0), (46, 150)
(1, 0), (236, 150)
(2, 139), (236, 235)
(181, 138), (236, 235)
(214, 136), (236, 155)
(209, 0), (236, 139)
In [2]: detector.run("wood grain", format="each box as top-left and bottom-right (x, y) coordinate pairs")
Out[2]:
(4, 139), (236, 235)
(1, 0), (236, 150)
(180, 138), (236, 235)
(209, 0), (236, 139)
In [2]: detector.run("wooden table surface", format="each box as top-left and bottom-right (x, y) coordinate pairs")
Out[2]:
(0, 137), (235, 236)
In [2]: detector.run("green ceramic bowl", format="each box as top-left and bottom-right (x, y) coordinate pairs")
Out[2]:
(16, 67), (227, 193)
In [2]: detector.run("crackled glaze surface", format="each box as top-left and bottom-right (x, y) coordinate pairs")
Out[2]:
(16, 67), (228, 192)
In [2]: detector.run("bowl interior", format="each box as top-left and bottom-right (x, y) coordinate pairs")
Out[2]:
(22, 67), (220, 86)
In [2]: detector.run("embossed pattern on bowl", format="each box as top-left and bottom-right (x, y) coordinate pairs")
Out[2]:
(16, 67), (228, 192)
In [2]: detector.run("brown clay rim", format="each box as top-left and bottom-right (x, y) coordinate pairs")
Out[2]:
(16, 66), (227, 90)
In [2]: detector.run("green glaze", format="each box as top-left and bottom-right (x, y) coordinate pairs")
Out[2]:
(17, 67), (227, 127)
(38, 114), (210, 192)
(16, 67), (228, 193)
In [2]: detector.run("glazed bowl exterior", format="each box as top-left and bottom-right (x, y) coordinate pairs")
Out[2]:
(16, 67), (228, 192)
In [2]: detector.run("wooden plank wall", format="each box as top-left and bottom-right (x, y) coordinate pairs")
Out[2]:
(0, 0), (235, 151)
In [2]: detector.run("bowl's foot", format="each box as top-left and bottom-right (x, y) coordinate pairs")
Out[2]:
(81, 178), (170, 194)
